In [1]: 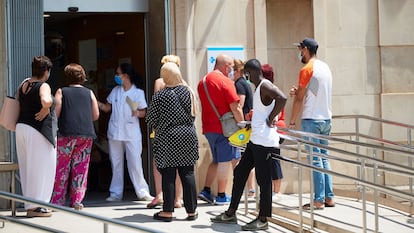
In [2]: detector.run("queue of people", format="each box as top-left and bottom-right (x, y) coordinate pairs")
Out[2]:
(13, 37), (334, 232)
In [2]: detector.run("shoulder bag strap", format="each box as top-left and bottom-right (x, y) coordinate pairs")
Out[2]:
(203, 76), (221, 119)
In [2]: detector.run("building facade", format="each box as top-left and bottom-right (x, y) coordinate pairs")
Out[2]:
(1, 0), (413, 206)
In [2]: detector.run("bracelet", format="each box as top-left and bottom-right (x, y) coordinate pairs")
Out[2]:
(289, 123), (295, 125)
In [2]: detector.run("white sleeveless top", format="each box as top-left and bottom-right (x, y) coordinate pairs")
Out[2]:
(250, 79), (280, 148)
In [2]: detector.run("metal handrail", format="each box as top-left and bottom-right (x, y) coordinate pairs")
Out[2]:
(0, 191), (162, 233)
(332, 114), (414, 210)
(273, 126), (414, 233)
(333, 114), (414, 129)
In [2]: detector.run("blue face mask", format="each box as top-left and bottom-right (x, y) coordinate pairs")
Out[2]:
(114, 75), (123, 85)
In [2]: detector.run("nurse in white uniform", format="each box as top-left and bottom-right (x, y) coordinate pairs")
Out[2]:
(98, 63), (152, 201)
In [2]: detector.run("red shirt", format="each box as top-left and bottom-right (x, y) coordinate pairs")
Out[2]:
(197, 70), (240, 134)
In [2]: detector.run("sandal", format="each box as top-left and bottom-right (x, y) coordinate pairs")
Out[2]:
(153, 211), (173, 222)
(147, 198), (163, 209)
(186, 212), (198, 221)
(73, 203), (84, 210)
(324, 201), (335, 207)
(302, 203), (324, 210)
(27, 207), (52, 217)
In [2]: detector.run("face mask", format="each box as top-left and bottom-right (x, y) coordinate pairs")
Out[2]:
(244, 72), (251, 84)
(228, 68), (234, 80)
(298, 52), (303, 62)
(114, 75), (123, 85)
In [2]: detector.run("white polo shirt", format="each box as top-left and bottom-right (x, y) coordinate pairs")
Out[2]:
(107, 85), (147, 141)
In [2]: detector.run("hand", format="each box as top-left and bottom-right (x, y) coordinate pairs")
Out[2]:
(131, 109), (139, 117)
(266, 117), (277, 128)
(35, 107), (50, 121)
(289, 86), (298, 97)
(245, 109), (253, 121)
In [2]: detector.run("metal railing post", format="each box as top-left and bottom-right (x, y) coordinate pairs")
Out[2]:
(408, 128), (413, 212)
(104, 223), (108, 233)
(361, 158), (367, 233)
(373, 149), (379, 233)
(356, 117), (362, 196)
(297, 141), (303, 233)
(309, 148), (315, 230)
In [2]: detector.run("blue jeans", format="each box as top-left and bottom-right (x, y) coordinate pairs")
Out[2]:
(301, 119), (334, 203)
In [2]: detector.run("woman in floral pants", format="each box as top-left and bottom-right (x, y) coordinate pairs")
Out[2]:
(51, 63), (99, 210)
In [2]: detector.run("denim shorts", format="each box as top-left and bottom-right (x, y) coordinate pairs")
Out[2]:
(205, 133), (241, 163)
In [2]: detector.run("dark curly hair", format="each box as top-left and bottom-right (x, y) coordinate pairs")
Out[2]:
(118, 63), (143, 88)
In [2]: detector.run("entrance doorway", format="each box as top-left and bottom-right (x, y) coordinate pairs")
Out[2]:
(44, 12), (150, 197)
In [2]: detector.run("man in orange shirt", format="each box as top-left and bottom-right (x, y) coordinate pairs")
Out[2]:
(289, 38), (335, 210)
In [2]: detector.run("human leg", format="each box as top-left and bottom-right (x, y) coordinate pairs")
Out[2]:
(107, 139), (125, 200)
(159, 167), (176, 213)
(16, 124), (56, 212)
(253, 144), (274, 218)
(215, 134), (240, 204)
(271, 148), (284, 202)
(320, 120), (334, 203)
(51, 136), (72, 206)
(69, 137), (93, 207)
(302, 119), (327, 206)
(148, 159), (164, 208)
(125, 140), (151, 200)
(199, 133), (219, 203)
(177, 166), (197, 215)
(210, 143), (254, 223)
(174, 173), (182, 208)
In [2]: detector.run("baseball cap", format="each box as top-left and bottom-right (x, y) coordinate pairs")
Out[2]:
(293, 38), (318, 52)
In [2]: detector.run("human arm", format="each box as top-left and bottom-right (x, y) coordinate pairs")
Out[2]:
(229, 101), (244, 123)
(238, 94), (246, 113)
(154, 78), (165, 92)
(260, 81), (287, 127)
(54, 88), (62, 118)
(90, 90), (100, 121)
(289, 85), (306, 129)
(35, 83), (53, 121)
(133, 108), (146, 118)
(97, 101), (111, 113)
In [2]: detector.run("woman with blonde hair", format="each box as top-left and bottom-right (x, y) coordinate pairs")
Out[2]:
(146, 62), (199, 221)
(147, 54), (183, 209)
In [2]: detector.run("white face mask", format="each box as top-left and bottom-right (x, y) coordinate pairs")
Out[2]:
(228, 68), (234, 81)
(297, 52), (303, 62)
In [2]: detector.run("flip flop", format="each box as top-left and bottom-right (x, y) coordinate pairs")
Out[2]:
(302, 203), (324, 210)
(147, 198), (163, 209)
(324, 202), (335, 207)
(186, 212), (198, 221)
(153, 211), (173, 222)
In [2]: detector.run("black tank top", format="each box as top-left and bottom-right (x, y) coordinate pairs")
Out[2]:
(17, 81), (44, 131)
(58, 86), (96, 139)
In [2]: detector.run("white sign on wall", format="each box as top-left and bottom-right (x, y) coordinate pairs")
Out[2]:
(206, 46), (245, 72)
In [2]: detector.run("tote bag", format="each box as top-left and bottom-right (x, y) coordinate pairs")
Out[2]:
(0, 96), (20, 131)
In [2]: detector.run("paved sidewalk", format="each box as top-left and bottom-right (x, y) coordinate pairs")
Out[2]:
(1, 192), (413, 233)
(0, 192), (294, 233)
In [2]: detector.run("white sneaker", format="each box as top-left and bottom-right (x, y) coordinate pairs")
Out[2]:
(106, 196), (122, 202)
(272, 193), (282, 203)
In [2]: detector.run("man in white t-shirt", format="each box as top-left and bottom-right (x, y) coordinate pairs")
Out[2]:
(289, 38), (335, 210)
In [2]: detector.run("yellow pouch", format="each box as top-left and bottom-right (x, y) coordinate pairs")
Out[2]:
(150, 130), (155, 139)
(228, 128), (251, 148)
